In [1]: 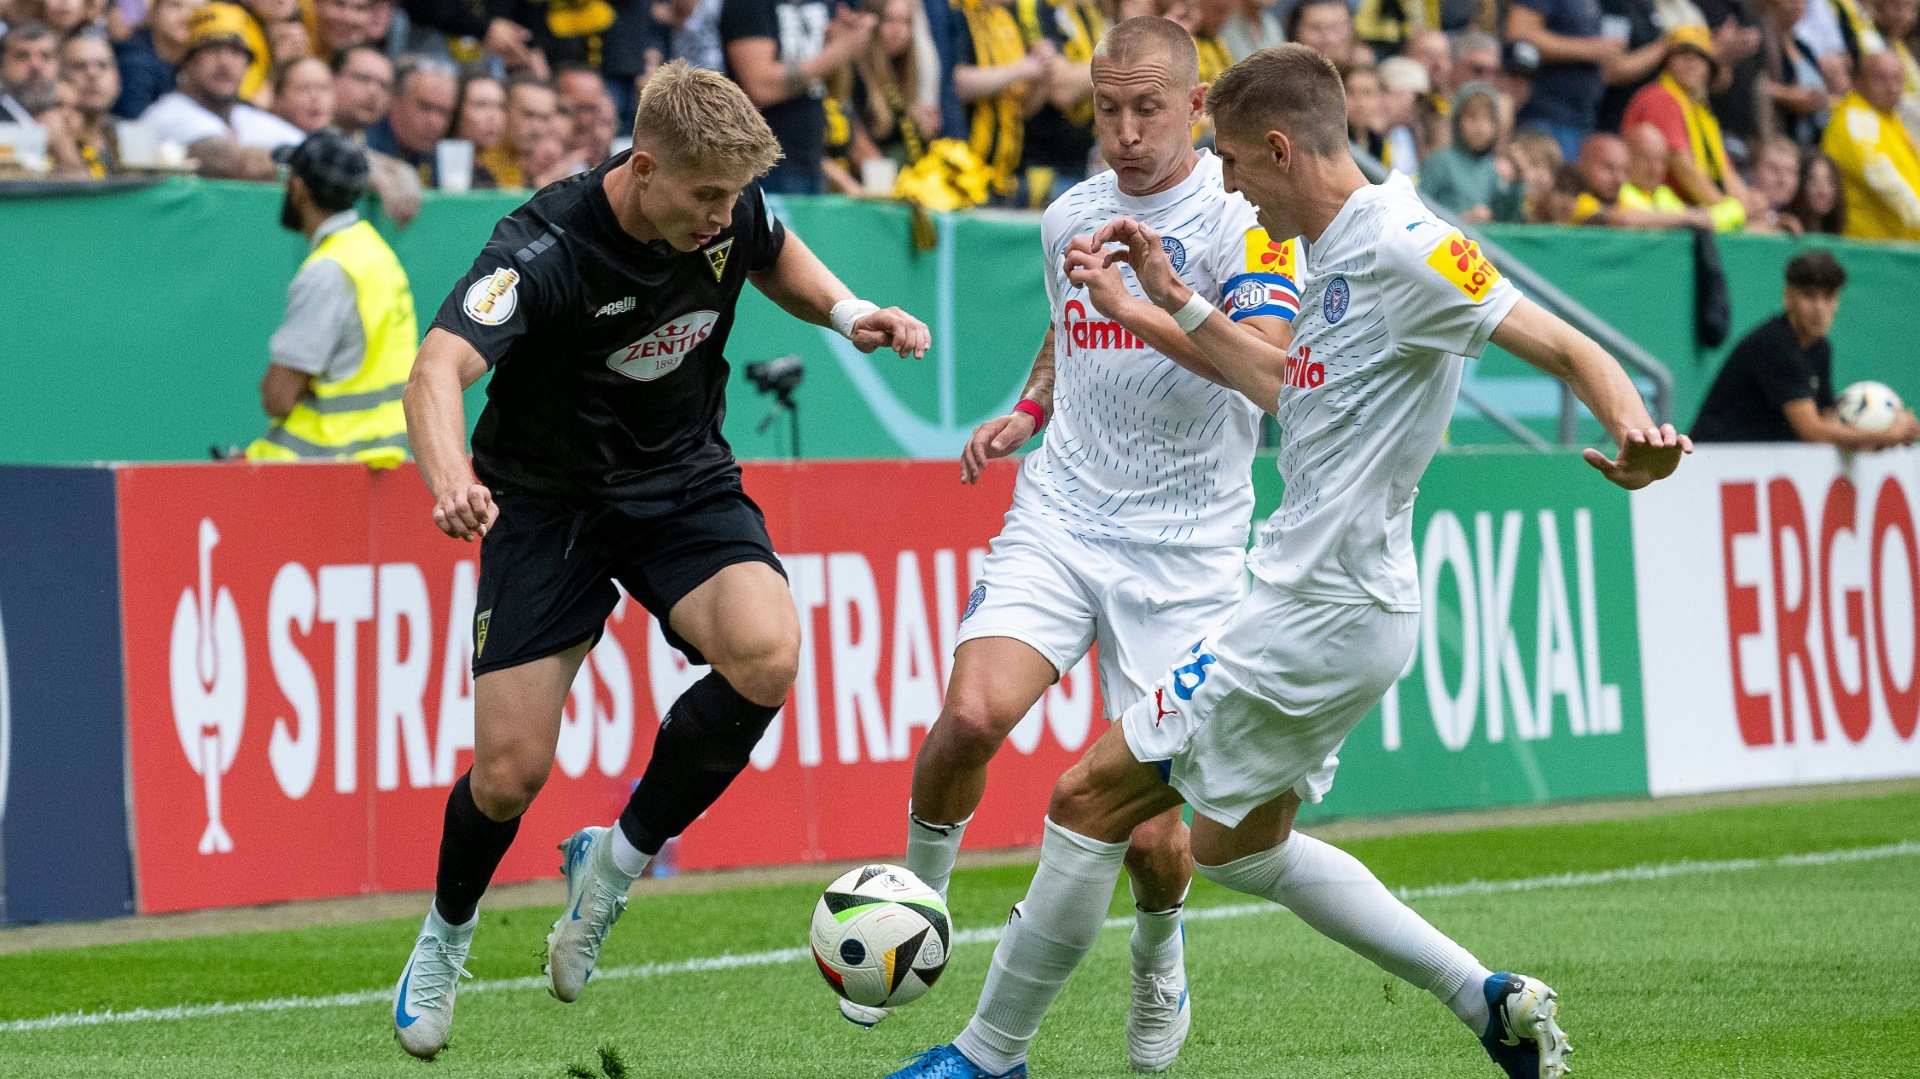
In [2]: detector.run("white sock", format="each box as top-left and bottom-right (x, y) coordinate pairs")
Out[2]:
(1130, 879), (1187, 967)
(427, 901), (477, 938)
(952, 818), (1128, 1074)
(607, 824), (651, 879)
(1196, 833), (1489, 1032)
(1446, 972), (1495, 1036)
(906, 806), (971, 902)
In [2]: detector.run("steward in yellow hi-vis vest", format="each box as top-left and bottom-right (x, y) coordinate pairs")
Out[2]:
(248, 129), (418, 467)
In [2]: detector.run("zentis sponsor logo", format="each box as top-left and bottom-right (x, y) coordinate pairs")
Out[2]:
(607, 310), (719, 381)
(1718, 475), (1920, 748)
(1062, 299), (1145, 352)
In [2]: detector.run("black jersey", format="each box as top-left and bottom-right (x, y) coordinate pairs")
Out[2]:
(432, 150), (787, 507)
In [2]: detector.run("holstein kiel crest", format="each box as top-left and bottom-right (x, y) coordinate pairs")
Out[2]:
(169, 518), (247, 854)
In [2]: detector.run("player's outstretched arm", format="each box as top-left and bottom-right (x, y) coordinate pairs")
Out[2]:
(962, 326), (1054, 484)
(404, 328), (498, 541)
(1490, 297), (1692, 490)
(748, 230), (930, 359)
(1084, 217), (1294, 411)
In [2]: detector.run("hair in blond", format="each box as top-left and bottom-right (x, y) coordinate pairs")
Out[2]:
(1092, 16), (1199, 87)
(634, 60), (784, 174)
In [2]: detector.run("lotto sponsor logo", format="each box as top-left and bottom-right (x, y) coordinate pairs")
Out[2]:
(607, 309), (719, 381)
(1243, 230), (1298, 281)
(1063, 298), (1146, 352)
(1283, 344), (1325, 389)
(1425, 232), (1501, 302)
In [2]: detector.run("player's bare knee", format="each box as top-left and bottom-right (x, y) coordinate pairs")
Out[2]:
(469, 755), (546, 819)
(928, 694), (1016, 767)
(713, 629), (799, 707)
(1046, 767), (1120, 839)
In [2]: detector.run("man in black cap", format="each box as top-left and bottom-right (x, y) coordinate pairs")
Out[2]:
(246, 128), (420, 465)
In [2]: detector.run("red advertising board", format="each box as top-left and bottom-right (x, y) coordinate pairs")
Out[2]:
(118, 460), (1096, 913)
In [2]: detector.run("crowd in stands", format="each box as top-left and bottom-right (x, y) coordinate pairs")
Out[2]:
(1, 0), (1915, 239)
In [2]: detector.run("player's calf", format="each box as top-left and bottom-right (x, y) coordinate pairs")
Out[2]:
(1123, 809), (1192, 1072)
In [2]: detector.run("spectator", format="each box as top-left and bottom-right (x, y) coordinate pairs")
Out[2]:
(1693, 251), (1919, 447)
(1797, 0), (1880, 92)
(1006, 0), (1098, 202)
(845, 0), (942, 171)
(271, 55), (333, 130)
(1749, 132), (1805, 225)
(1345, 62), (1390, 161)
(1697, 0), (1767, 152)
(330, 43), (392, 135)
(1219, 0), (1282, 60)
(1404, 28), (1454, 151)
(1377, 55), (1430, 164)
(1785, 145), (1845, 226)
(114, 0), (201, 119)
(1183, 0), (1235, 85)
(1618, 118), (1692, 202)
(1420, 81), (1518, 220)
(17, 0), (98, 38)
(1621, 24), (1760, 227)
(449, 70), (504, 184)
(475, 73), (554, 186)
(1870, 0), (1920, 141)
(365, 54), (455, 179)
(1507, 0), (1626, 159)
(265, 17), (312, 65)
(950, 0), (1051, 201)
(1759, 0), (1832, 144)
(247, 127), (418, 466)
(1569, 129), (1717, 222)
(1287, 0), (1360, 65)
(1822, 48), (1920, 238)
(659, 0), (728, 72)
(1594, 0), (1673, 133)
(1, 21), (59, 124)
(1354, 0), (1435, 57)
(220, 0), (274, 104)
(552, 61), (611, 129)
(1500, 37), (1543, 114)
(546, 67), (615, 176)
(59, 31), (122, 176)
(1453, 28), (1504, 88)
(721, 0), (877, 193)
(140, 3), (304, 162)
(1543, 159), (1588, 219)
(1504, 125), (1566, 218)
(312, 0), (373, 57)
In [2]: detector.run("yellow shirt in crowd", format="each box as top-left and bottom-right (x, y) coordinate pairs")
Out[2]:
(1822, 89), (1920, 242)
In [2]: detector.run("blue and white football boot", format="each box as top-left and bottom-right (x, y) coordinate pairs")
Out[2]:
(545, 826), (634, 1002)
(1479, 972), (1572, 1079)
(1126, 921), (1190, 1072)
(884, 1044), (1028, 1079)
(393, 906), (475, 1059)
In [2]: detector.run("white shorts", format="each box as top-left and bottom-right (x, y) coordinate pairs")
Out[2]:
(1120, 579), (1418, 828)
(956, 509), (1248, 712)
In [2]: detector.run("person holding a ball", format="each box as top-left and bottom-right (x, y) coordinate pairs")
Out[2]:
(1693, 250), (1920, 448)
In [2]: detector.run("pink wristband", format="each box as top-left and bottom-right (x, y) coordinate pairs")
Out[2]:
(1014, 398), (1047, 432)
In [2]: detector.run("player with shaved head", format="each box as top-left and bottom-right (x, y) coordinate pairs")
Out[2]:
(888, 43), (1690, 1079)
(873, 17), (1302, 1072)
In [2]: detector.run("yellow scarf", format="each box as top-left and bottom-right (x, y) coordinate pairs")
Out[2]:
(1659, 71), (1729, 187)
(957, 0), (1027, 196)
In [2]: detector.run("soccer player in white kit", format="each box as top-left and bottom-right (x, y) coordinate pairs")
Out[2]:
(885, 45), (1691, 1079)
(860, 18), (1299, 1073)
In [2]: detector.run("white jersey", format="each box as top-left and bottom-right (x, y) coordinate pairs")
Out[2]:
(1018, 152), (1303, 549)
(1247, 172), (1521, 611)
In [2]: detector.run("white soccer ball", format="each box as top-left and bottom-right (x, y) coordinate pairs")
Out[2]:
(810, 864), (950, 1009)
(1837, 381), (1903, 432)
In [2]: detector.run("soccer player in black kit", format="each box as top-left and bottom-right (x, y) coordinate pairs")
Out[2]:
(391, 61), (930, 1060)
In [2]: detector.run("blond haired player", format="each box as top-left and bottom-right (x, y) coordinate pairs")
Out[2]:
(888, 44), (1689, 1079)
(876, 17), (1300, 1072)
(393, 62), (930, 1060)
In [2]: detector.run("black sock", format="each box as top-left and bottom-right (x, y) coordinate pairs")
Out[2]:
(433, 772), (521, 926)
(618, 672), (780, 855)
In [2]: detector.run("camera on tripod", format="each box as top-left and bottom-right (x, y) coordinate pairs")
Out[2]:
(746, 356), (804, 398)
(746, 355), (803, 458)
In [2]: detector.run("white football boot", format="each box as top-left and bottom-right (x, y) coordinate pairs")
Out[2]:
(545, 826), (635, 1002)
(393, 906), (476, 1060)
(1126, 920), (1191, 1072)
(1478, 972), (1573, 1079)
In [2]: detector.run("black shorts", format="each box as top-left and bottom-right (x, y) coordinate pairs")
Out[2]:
(471, 486), (784, 676)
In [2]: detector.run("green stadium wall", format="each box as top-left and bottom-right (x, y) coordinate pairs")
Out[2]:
(4, 180), (1919, 465)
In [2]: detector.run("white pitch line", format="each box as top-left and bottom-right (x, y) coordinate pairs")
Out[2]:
(5, 839), (1916, 1036)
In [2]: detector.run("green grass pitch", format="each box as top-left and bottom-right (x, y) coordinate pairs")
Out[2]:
(3, 789), (1917, 1077)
